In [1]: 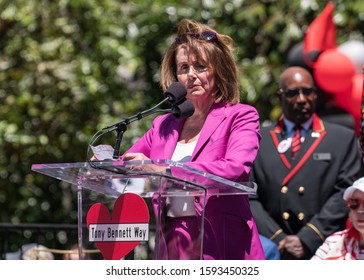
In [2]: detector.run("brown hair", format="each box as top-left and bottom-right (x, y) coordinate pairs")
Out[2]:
(160, 19), (240, 104)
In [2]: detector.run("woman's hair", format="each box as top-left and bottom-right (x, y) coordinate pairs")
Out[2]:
(160, 19), (240, 104)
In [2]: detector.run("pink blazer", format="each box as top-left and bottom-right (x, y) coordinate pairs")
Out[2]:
(125, 102), (265, 260)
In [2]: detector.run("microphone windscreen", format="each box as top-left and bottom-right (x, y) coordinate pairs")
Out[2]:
(172, 99), (195, 119)
(164, 82), (187, 104)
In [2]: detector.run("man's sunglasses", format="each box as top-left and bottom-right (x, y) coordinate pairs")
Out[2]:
(346, 199), (364, 210)
(175, 31), (217, 44)
(279, 87), (315, 98)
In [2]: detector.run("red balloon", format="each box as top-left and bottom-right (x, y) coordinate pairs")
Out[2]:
(334, 74), (363, 136)
(313, 48), (356, 94)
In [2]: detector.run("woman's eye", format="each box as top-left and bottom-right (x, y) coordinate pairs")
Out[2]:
(195, 65), (206, 72)
(179, 65), (189, 72)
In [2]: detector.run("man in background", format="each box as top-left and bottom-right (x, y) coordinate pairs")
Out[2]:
(250, 66), (362, 259)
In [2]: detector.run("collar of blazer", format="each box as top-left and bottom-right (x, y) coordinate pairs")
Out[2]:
(167, 102), (228, 162)
(270, 114), (327, 185)
(190, 102), (227, 161)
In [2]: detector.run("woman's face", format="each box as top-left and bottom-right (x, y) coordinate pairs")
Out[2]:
(175, 46), (216, 103)
(348, 190), (364, 235)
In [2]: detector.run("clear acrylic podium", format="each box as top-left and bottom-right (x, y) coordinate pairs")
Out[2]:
(31, 159), (256, 260)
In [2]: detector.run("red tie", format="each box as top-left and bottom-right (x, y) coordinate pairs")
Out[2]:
(291, 125), (301, 158)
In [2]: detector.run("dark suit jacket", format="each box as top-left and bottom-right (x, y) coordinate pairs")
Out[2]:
(250, 114), (362, 256)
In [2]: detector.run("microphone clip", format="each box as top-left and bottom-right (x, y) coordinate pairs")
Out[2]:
(113, 122), (128, 159)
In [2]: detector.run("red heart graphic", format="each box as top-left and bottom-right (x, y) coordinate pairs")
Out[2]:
(86, 193), (150, 260)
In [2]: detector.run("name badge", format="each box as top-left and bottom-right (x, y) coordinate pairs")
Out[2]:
(313, 153), (331, 161)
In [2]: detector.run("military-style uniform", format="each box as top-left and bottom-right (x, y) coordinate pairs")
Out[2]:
(250, 114), (362, 257)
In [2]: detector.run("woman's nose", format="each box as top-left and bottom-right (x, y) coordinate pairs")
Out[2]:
(187, 67), (197, 78)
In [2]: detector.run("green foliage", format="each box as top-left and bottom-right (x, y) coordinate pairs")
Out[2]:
(0, 0), (363, 229)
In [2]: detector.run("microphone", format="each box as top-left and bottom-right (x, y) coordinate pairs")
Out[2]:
(103, 82), (187, 131)
(171, 99), (195, 119)
(100, 82), (189, 159)
(164, 82), (187, 104)
(88, 83), (193, 161)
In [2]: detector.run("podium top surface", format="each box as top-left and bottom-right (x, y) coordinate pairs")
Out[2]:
(31, 159), (256, 197)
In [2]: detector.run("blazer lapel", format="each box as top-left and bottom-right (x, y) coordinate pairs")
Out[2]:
(163, 118), (185, 159)
(191, 103), (226, 161)
(271, 117), (292, 169)
(281, 114), (327, 186)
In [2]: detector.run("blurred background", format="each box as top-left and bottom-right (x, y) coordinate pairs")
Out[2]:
(0, 0), (363, 259)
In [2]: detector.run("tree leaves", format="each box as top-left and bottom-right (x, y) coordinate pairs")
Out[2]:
(0, 0), (363, 227)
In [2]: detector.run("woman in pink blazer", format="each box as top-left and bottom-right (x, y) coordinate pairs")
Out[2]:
(123, 19), (264, 260)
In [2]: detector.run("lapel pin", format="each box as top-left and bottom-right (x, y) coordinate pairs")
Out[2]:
(277, 138), (291, 153)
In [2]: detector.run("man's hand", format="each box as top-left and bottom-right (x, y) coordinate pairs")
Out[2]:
(278, 235), (307, 259)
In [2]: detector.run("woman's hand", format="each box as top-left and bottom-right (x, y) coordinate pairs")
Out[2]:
(123, 153), (167, 173)
(122, 152), (150, 161)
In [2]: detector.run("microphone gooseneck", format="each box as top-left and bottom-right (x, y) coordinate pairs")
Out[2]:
(87, 82), (193, 161)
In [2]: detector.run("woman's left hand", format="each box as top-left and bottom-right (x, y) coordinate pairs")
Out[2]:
(122, 152), (150, 161)
(122, 152), (167, 173)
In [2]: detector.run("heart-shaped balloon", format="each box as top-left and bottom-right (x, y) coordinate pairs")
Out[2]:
(86, 193), (150, 260)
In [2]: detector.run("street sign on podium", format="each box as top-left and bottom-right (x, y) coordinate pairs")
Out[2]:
(31, 159), (256, 260)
